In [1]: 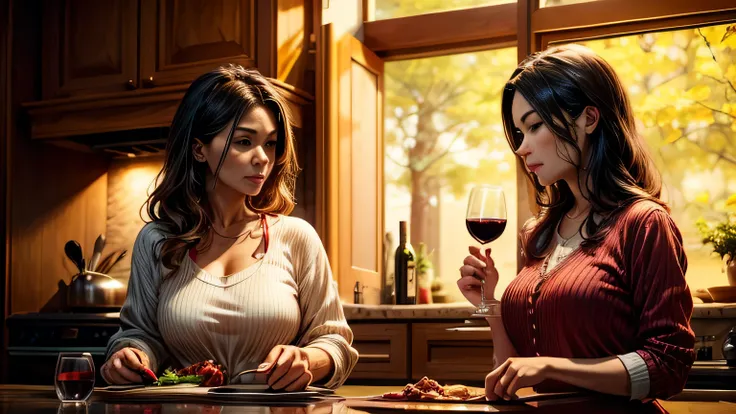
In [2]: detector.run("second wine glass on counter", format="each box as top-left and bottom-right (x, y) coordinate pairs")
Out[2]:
(466, 185), (507, 317)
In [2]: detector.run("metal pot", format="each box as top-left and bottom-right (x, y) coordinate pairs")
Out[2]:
(724, 327), (736, 367)
(66, 271), (125, 311)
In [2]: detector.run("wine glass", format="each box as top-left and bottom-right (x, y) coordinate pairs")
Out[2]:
(466, 185), (507, 317)
(55, 352), (95, 403)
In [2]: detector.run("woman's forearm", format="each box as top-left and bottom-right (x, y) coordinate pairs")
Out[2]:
(547, 356), (630, 397)
(486, 316), (518, 368)
(302, 347), (333, 383)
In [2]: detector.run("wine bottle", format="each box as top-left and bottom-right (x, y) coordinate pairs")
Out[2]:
(394, 221), (417, 305)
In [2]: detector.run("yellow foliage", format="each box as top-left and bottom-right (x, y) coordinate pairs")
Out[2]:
(722, 24), (736, 47)
(727, 65), (736, 83)
(726, 194), (736, 207)
(723, 34), (736, 48)
(723, 103), (736, 118)
(695, 192), (710, 204)
(656, 107), (678, 127)
(685, 84), (711, 102)
(664, 128), (682, 144)
(697, 60), (722, 78)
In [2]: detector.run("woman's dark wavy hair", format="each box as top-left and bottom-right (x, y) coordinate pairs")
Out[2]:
(145, 65), (299, 273)
(501, 44), (665, 261)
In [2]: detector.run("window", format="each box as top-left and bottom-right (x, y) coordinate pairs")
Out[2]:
(570, 23), (736, 291)
(383, 47), (519, 302)
(372, 0), (514, 21)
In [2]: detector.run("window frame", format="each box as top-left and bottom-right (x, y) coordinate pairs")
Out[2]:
(360, 0), (736, 274)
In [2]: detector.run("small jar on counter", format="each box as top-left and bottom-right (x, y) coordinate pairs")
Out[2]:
(353, 281), (364, 304)
(695, 335), (716, 361)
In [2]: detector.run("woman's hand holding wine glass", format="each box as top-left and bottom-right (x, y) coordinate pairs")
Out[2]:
(458, 245), (499, 306)
(461, 185), (506, 317)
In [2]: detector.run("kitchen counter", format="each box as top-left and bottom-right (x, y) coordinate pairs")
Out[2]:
(343, 302), (734, 321)
(10, 301), (731, 323)
(691, 303), (736, 318)
(343, 302), (497, 320)
(1, 385), (734, 414)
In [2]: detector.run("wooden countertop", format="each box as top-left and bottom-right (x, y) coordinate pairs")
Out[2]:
(7, 303), (733, 322)
(343, 302), (498, 320)
(342, 302), (736, 320)
(1, 385), (735, 413)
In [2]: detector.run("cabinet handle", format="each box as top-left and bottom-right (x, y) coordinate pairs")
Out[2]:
(125, 79), (137, 90)
(142, 76), (155, 88)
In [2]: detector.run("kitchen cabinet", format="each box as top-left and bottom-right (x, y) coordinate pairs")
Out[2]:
(42, 0), (259, 99)
(350, 323), (409, 380)
(41, 0), (139, 99)
(26, 0), (314, 141)
(411, 322), (494, 382)
(348, 321), (494, 384)
(138, 0), (257, 89)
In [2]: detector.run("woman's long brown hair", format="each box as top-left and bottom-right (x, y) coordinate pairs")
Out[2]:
(145, 65), (299, 274)
(501, 44), (665, 261)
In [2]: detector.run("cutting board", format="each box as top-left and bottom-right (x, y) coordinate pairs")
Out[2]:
(94, 383), (333, 403)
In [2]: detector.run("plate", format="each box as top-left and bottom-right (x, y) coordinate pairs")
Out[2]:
(207, 389), (323, 401)
(369, 395), (488, 404)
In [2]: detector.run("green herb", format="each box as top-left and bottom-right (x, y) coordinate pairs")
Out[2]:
(697, 215), (736, 264)
(153, 369), (203, 386)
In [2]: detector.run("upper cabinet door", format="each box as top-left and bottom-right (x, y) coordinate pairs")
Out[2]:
(322, 26), (385, 304)
(42, 0), (139, 99)
(139, 0), (257, 88)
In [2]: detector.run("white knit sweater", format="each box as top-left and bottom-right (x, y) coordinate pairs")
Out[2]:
(106, 216), (358, 388)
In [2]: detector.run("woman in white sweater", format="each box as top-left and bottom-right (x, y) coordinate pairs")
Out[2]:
(102, 65), (358, 391)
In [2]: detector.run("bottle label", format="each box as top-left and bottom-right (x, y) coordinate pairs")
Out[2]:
(407, 262), (416, 299)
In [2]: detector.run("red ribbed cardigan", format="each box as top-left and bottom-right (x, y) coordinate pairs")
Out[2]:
(501, 200), (696, 400)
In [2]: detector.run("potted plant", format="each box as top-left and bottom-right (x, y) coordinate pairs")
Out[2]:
(416, 243), (434, 304)
(697, 211), (736, 287)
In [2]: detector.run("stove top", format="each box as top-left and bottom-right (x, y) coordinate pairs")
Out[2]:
(7, 311), (120, 321)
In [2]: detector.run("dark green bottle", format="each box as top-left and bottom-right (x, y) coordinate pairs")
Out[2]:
(394, 221), (417, 305)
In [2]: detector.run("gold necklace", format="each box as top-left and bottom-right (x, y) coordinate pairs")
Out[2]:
(564, 208), (589, 220)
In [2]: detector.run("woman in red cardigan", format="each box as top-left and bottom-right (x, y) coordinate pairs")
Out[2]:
(458, 44), (695, 404)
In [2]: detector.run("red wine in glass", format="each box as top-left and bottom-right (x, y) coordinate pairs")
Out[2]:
(55, 353), (95, 403)
(466, 218), (507, 245)
(466, 185), (507, 317)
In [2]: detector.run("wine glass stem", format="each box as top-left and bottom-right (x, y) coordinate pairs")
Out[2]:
(480, 280), (486, 308)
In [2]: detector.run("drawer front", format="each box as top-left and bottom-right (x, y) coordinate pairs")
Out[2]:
(350, 323), (409, 379)
(411, 322), (494, 382)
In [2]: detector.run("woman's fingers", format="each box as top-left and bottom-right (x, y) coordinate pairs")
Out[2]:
(469, 246), (485, 262)
(268, 348), (296, 388)
(494, 364), (516, 400)
(121, 348), (143, 371)
(484, 248), (496, 268)
(128, 348), (150, 368)
(112, 357), (143, 383)
(272, 361), (308, 390)
(463, 255), (486, 270)
(469, 247), (497, 273)
(459, 265), (484, 281)
(505, 373), (523, 400)
(485, 360), (510, 401)
(105, 362), (132, 385)
(284, 371), (313, 392)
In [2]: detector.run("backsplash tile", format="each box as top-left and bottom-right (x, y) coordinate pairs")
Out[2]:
(106, 157), (163, 283)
